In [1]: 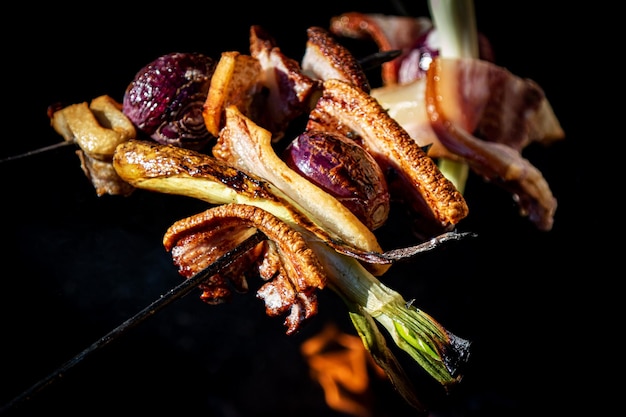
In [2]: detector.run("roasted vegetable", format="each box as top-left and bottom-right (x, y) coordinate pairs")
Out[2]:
(122, 52), (216, 151)
(283, 129), (390, 231)
(49, 95), (136, 196)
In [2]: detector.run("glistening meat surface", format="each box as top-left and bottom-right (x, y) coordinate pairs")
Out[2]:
(163, 203), (327, 335)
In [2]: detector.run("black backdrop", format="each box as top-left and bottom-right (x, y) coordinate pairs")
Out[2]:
(2, 1), (591, 416)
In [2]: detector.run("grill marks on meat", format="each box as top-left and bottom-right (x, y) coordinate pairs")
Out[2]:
(202, 24), (469, 241)
(163, 203), (326, 335)
(307, 79), (468, 234)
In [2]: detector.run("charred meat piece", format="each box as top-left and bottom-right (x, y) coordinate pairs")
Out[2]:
(371, 57), (564, 160)
(329, 12), (494, 85)
(301, 26), (371, 92)
(163, 203), (327, 335)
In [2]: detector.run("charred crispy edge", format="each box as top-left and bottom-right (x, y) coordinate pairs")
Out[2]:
(426, 59), (557, 231)
(369, 80), (457, 160)
(304, 26), (371, 92)
(113, 140), (395, 274)
(310, 79), (468, 226)
(163, 203), (327, 293)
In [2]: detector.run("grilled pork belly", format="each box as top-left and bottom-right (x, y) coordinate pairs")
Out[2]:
(163, 203), (326, 335)
(301, 26), (371, 92)
(426, 58), (559, 231)
(330, 12), (434, 85)
(330, 12), (564, 231)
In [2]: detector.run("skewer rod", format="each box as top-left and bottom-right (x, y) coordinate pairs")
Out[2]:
(0, 230), (266, 415)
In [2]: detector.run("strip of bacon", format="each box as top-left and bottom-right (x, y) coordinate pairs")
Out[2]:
(426, 58), (558, 230)
(371, 58), (565, 159)
(163, 203), (327, 335)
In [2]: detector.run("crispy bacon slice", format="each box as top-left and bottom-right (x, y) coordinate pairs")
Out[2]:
(163, 203), (326, 334)
(330, 12), (564, 231)
(426, 58), (558, 231)
(371, 58), (565, 159)
(307, 79), (468, 236)
(434, 58), (564, 150)
(301, 26), (371, 92)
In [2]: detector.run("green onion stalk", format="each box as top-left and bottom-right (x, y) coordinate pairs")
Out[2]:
(428, 0), (479, 194)
(310, 240), (471, 410)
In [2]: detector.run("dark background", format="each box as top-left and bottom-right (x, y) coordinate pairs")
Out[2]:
(2, 1), (593, 416)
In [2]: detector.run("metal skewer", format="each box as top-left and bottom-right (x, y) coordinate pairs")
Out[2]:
(0, 141), (75, 164)
(0, 230), (267, 415)
(358, 49), (402, 70)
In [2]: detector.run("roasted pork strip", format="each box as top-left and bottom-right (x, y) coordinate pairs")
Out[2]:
(302, 26), (371, 92)
(307, 79), (469, 234)
(163, 203), (326, 334)
(426, 58), (557, 231)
